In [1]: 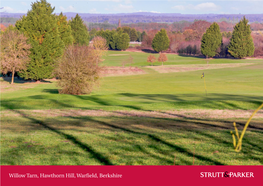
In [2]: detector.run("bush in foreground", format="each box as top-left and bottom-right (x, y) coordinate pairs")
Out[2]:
(54, 44), (104, 95)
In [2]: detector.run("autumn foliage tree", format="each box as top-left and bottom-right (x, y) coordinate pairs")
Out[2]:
(91, 36), (108, 63)
(147, 55), (156, 66)
(184, 20), (211, 41)
(158, 53), (168, 66)
(54, 45), (104, 95)
(0, 29), (31, 84)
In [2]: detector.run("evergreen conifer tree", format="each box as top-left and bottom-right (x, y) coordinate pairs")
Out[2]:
(89, 28), (97, 41)
(130, 28), (138, 41)
(141, 31), (147, 42)
(116, 32), (130, 50)
(228, 17), (254, 58)
(201, 22), (222, 58)
(69, 14), (90, 46)
(57, 13), (73, 47)
(95, 29), (117, 49)
(15, 0), (64, 80)
(152, 29), (170, 52)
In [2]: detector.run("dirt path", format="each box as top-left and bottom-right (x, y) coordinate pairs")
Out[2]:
(2, 109), (263, 119)
(101, 67), (145, 76)
(146, 63), (254, 73)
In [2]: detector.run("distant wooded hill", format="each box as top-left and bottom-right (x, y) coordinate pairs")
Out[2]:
(1, 12), (263, 24)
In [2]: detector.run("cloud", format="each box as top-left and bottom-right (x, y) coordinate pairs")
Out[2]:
(150, 11), (161, 13)
(59, 5), (76, 12)
(172, 2), (220, 12)
(89, 8), (99, 13)
(194, 2), (220, 11)
(113, 4), (134, 12)
(2, 6), (15, 12)
(172, 5), (186, 10)
(0, 6), (27, 13)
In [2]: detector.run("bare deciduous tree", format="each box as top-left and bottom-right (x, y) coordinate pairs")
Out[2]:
(0, 29), (31, 84)
(54, 44), (106, 95)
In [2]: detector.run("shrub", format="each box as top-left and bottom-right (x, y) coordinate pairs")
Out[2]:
(54, 45), (104, 95)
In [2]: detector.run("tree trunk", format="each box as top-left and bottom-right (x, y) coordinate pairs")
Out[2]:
(206, 55), (209, 64)
(11, 67), (15, 84)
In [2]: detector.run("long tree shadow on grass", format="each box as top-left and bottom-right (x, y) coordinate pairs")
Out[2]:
(2, 107), (262, 164)
(2, 92), (263, 164)
(39, 89), (263, 110)
(67, 115), (225, 165)
(2, 103), (114, 165)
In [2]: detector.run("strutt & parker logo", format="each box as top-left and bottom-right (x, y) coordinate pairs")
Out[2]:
(200, 171), (254, 178)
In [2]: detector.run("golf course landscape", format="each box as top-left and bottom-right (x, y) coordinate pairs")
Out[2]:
(1, 51), (263, 165)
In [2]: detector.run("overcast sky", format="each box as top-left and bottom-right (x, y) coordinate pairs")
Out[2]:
(1, 0), (263, 14)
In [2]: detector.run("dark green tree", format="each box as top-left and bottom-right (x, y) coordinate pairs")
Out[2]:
(108, 30), (118, 50)
(228, 17), (255, 58)
(201, 22), (222, 58)
(116, 31), (130, 50)
(152, 29), (170, 52)
(130, 28), (138, 41)
(15, 0), (64, 80)
(89, 28), (97, 41)
(95, 29), (117, 50)
(122, 26), (131, 35)
(69, 14), (89, 46)
(57, 12), (73, 47)
(116, 27), (122, 32)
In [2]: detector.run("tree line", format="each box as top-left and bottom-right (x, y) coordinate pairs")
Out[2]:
(0, 0), (107, 95)
(0, 0), (259, 93)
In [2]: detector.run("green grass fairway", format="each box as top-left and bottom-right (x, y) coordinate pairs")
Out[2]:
(1, 51), (263, 165)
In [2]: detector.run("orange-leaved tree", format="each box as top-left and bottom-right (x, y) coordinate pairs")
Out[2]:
(0, 28), (31, 84)
(158, 53), (168, 66)
(147, 55), (156, 66)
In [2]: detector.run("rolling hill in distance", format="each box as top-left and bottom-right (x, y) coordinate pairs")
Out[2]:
(1, 12), (263, 23)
